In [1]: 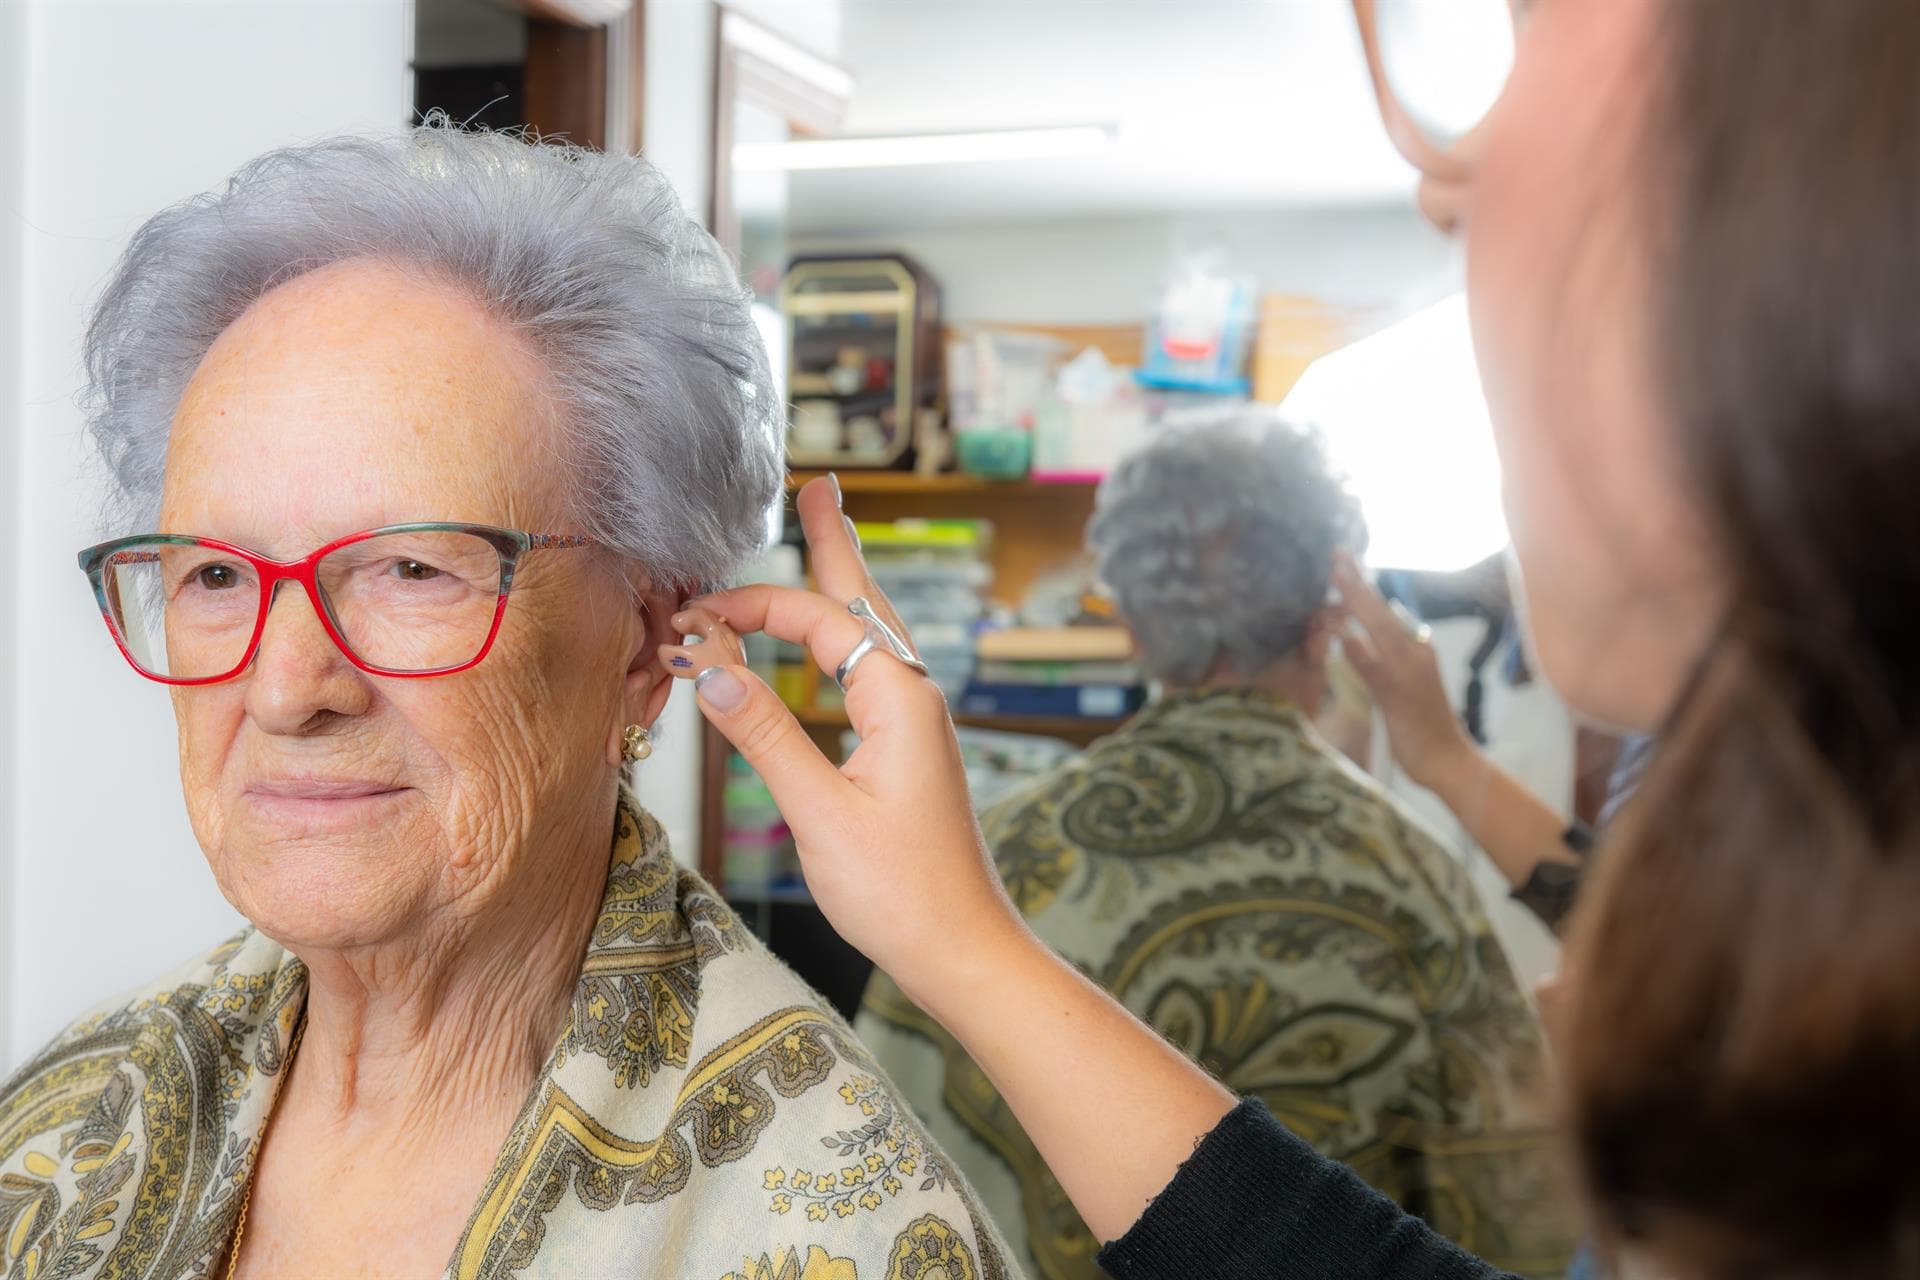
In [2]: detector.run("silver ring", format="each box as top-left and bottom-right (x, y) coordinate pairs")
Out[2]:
(833, 597), (929, 692)
(1388, 600), (1433, 645)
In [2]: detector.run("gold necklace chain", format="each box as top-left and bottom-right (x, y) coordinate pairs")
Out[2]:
(225, 1013), (308, 1280)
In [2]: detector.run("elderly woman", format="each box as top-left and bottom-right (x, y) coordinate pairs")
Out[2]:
(854, 415), (1573, 1280)
(0, 125), (1009, 1280)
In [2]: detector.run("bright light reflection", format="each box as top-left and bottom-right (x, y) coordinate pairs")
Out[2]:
(733, 126), (1113, 172)
(1282, 293), (1507, 572)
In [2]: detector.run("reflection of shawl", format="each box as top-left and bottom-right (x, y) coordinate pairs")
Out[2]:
(0, 794), (1015, 1279)
(858, 690), (1575, 1280)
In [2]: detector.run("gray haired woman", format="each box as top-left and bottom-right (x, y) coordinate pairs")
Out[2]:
(855, 413), (1575, 1279)
(0, 124), (1009, 1280)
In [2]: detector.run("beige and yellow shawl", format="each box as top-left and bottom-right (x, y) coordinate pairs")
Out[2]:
(0, 795), (1014, 1279)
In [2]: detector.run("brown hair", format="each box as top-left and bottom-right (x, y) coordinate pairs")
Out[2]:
(1563, 4), (1920, 1276)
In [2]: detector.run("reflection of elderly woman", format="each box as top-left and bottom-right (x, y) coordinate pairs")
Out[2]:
(858, 415), (1572, 1279)
(0, 126), (1007, 1280)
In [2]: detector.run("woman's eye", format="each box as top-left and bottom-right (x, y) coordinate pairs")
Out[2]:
(194, 563), (241, 590)
(394, 560), (442, 582)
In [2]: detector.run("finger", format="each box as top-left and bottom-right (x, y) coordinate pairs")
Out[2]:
(791, 479), (917, 648)
(689, 580), (947, 751)
(795, 476), (868, 601)
(686, 583), (870, 682)
(685, 662), (859, 819)
(1331, 553), (1410, 652)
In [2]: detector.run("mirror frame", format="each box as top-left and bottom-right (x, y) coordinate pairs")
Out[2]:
(708, 7), (852, 259)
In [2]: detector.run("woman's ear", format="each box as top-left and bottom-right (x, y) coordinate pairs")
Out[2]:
(615, 588), (681, 756)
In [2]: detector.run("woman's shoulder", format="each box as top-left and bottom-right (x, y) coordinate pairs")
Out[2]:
(2, 927), (291, 1100)
(519, 805), (1018, 1276)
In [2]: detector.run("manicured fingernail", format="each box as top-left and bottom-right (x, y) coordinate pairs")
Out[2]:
(829, 472), (843, 508)
(843, 515), (862, 550)
(669, 655), (695, 670)
(695, 666), (748, 712)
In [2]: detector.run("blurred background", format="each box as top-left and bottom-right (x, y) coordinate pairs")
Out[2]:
(0, 0), (1592, 1069)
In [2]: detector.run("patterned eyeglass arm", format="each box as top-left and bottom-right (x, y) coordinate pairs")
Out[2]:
(526, 534), (594, 551)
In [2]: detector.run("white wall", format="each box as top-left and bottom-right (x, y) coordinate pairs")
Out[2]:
(2, 0), (411, 1073)
(793, 205), (1460, 328)
(0, 0), (28, 1067)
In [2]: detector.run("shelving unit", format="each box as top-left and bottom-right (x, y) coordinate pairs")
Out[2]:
(794, 704), (1124, 740)
(787, 470), (1088, 496)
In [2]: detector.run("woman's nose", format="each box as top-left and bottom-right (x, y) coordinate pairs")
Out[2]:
(243, 580), (371, 733)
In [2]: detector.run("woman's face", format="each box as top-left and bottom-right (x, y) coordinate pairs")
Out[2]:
(1410, 0), (1726, 732)
(159, 259), (674, 950)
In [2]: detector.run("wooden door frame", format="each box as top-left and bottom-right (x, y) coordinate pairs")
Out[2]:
(512, 0), (645, 152)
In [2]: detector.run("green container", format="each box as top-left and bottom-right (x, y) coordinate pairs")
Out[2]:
(955, 428), (1032, 480)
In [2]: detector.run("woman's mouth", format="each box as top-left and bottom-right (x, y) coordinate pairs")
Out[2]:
(243, 778), (411, 827)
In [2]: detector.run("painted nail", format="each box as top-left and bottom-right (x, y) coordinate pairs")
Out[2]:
(828, 471), (843, 508)
(694, 666), (748, 713)
(669, 655), (695, 670)
(843, 514), (862, 551)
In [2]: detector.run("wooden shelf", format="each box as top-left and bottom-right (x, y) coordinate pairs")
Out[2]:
(795, 704), (1124, 740)
(787, 470), (1094, 496)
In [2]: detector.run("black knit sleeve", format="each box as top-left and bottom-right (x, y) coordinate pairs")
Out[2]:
(1096, 1099), (1515, 1280)
(1510, 823), (1595, 929)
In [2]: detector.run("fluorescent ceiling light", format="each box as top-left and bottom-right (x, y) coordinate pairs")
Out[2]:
(734, 126), (1114, 172)
(1282, 293), (1508, 573)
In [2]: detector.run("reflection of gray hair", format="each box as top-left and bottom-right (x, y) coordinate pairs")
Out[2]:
(1088, 412), (1367, 685)
(83, 119), (779, 589)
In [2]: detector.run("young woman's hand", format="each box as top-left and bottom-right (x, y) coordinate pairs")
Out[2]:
(1331, 552), (1478, 793)
(1332, 552), (1584, 903)
(657, 477), (1032, 1013)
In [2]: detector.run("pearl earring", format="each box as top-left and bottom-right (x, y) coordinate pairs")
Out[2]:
(621, 724), (653, 762)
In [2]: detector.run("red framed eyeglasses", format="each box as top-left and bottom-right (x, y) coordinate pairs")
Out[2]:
(76, 523), (593, 685)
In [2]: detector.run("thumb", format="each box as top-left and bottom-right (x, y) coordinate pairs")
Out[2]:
(689, 663), (856, 825)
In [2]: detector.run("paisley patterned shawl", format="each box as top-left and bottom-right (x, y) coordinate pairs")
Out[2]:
(857, 689), (1578, 1280)
(0, 793), (1016, 1280)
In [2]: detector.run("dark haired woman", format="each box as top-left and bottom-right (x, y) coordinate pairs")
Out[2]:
(660, 1), (1920, 1276)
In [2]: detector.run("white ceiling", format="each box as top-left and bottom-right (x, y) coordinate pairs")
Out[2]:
(790, 0), (1421, 235)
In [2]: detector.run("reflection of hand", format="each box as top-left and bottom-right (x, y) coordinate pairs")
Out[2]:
(657, 479), (1033, 1012)
(1330, 553), (1479, 792)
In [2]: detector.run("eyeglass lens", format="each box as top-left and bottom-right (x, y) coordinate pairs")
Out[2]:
(99, 530), (506, 679)
(1374, 0), (1516, 151)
